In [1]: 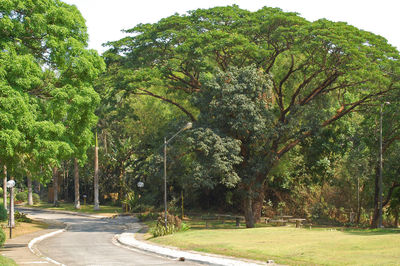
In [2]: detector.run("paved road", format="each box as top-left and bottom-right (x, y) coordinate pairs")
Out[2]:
(19, 208), (198, 266)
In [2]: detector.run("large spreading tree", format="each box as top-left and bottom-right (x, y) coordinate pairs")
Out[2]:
(106, 5), (400, 227)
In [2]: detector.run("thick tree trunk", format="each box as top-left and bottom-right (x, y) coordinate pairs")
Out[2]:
(244, 193), (255, 228)
(52, 167), (59, 207)
(394, 209), (399, 228)
(3, 165), (7, 210)
(242, 172), (268, 228)
(74, 158), (80, 209)
(94, 133), (100, 211)
(252, 185), (265, 223)
(27, 175), (33, 206)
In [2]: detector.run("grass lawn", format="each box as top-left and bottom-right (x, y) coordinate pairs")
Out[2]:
(0, 255), (17, 266)
(31, 202), (123, 217)
(150, 223), (400, 265)
(2, 220), (48, 240)
(0, 221), (48, 266)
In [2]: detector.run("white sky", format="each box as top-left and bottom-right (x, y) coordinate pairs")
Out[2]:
(62, 0), (400, 54)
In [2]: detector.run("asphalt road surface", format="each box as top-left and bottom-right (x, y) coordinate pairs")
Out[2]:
(18, 208), (198, 266)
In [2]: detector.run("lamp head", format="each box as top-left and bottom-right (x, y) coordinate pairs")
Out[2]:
(6, 180), (15, 188)
(184, 122), (193, 130)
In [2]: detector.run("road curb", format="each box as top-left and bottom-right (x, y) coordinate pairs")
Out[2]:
(28, 229), (67, 266)
(115, 231), (269, 266)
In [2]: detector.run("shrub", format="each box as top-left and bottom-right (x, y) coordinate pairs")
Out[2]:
(32, 193), (40, 204)
(150, 223), (176, 237)
(16, 191), (28, 202)
(0, 204), (7, 222)
(15, 211), (32, 223)
(0, 228), (5, 247)
(150, 213), (183, 237)
(0, 187), (3, 196)
(180, 222), (190, 232)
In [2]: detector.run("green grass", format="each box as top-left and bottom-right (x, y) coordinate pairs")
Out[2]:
(31, 202), (123, 216)
(150, 225), (400, 265)
(0, 255), (17, 265)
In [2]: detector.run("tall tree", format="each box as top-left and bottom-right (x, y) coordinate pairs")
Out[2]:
(1, 0), (104, 196)
(107, 6), (400, 227)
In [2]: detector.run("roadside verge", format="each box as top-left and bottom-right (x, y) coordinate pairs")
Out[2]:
(115, 229), (270, 266)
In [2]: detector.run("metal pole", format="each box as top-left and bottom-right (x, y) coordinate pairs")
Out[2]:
(164, 137), (168, 229)
(378, 104), (383, 228)
(357, 176), (360, 224)
(9, 187), (13, 239)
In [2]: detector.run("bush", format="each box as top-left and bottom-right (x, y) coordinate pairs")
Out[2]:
(15, 211), (32, 223)
(32, 193), (40, 204)
(0, 187), (3, 196)
(0, 204), (7, 222)
(150, 213), (183, 237)
(16, 191), (28, 202)
(0, 228), (5, 247)
(150, 223), (176, 237)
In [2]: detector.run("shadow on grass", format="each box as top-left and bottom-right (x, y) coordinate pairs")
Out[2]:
(342, 228), (400, 236)
(30, 202), (123, 214)
(183, 220), (250, 230)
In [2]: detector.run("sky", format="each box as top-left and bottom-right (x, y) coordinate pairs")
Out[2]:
(62, 0), (400, 54)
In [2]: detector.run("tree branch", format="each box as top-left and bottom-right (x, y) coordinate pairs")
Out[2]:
(277, 87), (394, 158)
(135, 88), (196, 122)
(383, 182), (400, 207)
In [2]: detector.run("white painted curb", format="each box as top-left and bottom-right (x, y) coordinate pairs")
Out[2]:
(116, 232), (267, 266)
(28, 229), (66, 266)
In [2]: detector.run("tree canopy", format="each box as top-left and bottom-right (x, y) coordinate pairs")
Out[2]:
(103, 5), (400, 227)
(0, 0), (104, 181)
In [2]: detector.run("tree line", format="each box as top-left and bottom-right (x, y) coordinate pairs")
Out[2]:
(2, 2), (400, 228)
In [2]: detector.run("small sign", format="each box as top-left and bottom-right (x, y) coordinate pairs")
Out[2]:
(137, 181), (144, 188)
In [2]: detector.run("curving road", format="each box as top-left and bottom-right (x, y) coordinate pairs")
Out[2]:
(18, 208), (198, 266)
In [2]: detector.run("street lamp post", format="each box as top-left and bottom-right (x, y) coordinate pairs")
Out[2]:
(163, 122), (192, 229)
(378, 102), (390, 228)
(6, 180), (15, 239)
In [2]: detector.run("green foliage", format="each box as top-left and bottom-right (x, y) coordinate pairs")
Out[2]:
(14, 211), (32, 223)
(13, 191), (40, 204)
(138, 212), (159, 222)
(0, 228), (5, 247)
(16, 191), (28, 202)
(150, 213), (183, 237)
(0, 204), (7, 222)
(32, 193), (40, 204)
(180, 222), (191, 232)
(150, 223), (176, 238)
(102, 5), (400, 227)
(0, 0), (104, 183)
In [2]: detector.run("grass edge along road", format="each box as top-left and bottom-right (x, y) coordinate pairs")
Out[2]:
(0, 220), (48, 266)
(28, 202), (123, 217)
(150, 225), (400, 265)
(0, 255), (17, 266)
